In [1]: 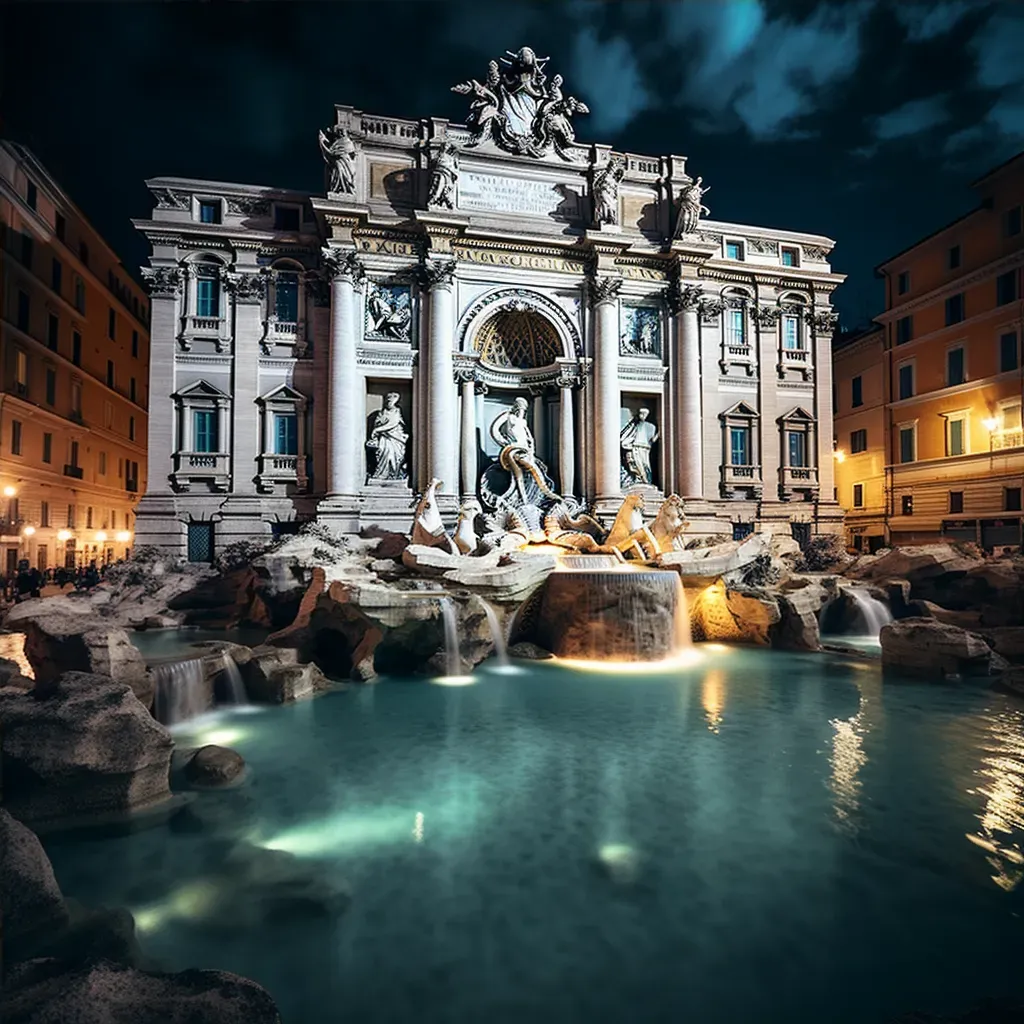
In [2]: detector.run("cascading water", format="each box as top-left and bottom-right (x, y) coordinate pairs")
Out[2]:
(438, 598), (461, 677)
(220, 653), (248, 705)
(821, 586), (893, 641)
(152, 658), (208, 725)
(672, 577), (693, 654)
(845, 587), (893, 636)
(476, 597), (509, 667)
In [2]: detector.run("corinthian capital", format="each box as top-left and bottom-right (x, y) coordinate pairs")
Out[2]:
(417, 258), (457, 290)
(665, 280), (702, 315)
(226, 271), (267, 303)
(321, 246), (364, 283)
(141, 266), (183, 298)
(810, 308), (838, 335)
(588, 275), (622, 306)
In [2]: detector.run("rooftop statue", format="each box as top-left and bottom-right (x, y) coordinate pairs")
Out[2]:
(319, 125), (357, 196)
(452, 46), (589, 160)
(427, 140), (459, 210)
(592, 156), (625, 227)
(674, 177), (711, 239)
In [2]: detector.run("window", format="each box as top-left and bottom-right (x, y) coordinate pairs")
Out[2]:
(274, 413), (298, 455)
(787, 430), (807, 467)
(997, 270), (1018, 306)
(15, 350), (28, 390)
(725, 308), (745, 348)
(42, 433), (52, 464)
(47, 313), (58, 351)
(45, 368), (55, 406)
(1006, 487), (1023, 512)
(106, 360), (114, 388)
(851, 376), (863, 408)
(781, 247), (799, 267)
(131, 330), (139, 358)
(896, 315), (913, 345)
(274, 205), (301, 231)
(79, 241), (89, 267)
(729, 425), (750, 465)
(40, 501), (49, 528)
(850, 428), (867, 453)
(275, 272), (299, 322)
(898, 363), (914, 400)
(196, 275), (220, 318)
(948, 244), (961, 270)
(725, 240), (744, 261)
(901, 494), (914, 516)
(130, 377), (136, 402)
(1001, 331), (1019, 372)
(853, 483), (864, 509)
(11, 420), (22, 456)
(947, 346), (965, 386)
(782, 314), (801, 350)
(86, 506), (93, 529)
(21, 233), (33, 269)
(71, 380), (81, 415)
(16, 290), (29, 332)
(193, 410), (217, 453)
(946, 415), (965, 457)
(51, 258), (62, 295)
(98, 451), (106, 475)
(897, 270), (910, 295)
(945, 293), (964, 326)
(74, 276), (85, 313)
(129, 415), (135, 442)
(108, 308), (116, 340)
(198, 200), (221, 224)
(899, 425), (916, 463)
(26, 180), (37, 209)
(55, 212), (65, 242)
(949, 491), (964, 514)
(72, 331), (81, 366)
(1004, 206), (1023, 237)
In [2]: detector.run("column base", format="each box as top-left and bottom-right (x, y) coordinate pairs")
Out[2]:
(316, 494), (362, 536)
(593, 494), (625, 518)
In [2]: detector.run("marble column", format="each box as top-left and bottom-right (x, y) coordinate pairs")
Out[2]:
(424, 260), (459, 496)
(591, 276), (622, 501)
(459, 371), (477, 500)
(325, 249), (362, 496)
(559, 381), (576, 497)
(670, 282), (704, 498)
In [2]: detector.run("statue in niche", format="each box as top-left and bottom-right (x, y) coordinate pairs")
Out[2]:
(365, 283), (411, 340)
(621, 306), (660, 357)
(427, 141), (459, 210)
(318, 126), (357, 195)
(366, 392), (409, 481)
(620, 408), (659, 487)
(674, 177), (711, 238)
(490, 397), (561, 507)
(592, 156), (625, 227)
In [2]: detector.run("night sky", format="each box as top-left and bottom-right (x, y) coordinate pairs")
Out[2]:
(3, 0), (1022, 328)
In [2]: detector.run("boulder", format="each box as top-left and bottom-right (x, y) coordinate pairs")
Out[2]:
(851, 543), (983, 585)
(166, 568), (272, 629)
(242, 647), (331, 703)
(880, 618), (1009, 678)
(690, 581), (779, 645)
(977, 627), (1024, 663)
(0, 654), (34, 690)
(658, 533), (771, 582)
(507, 641), (554, 660)
(0, 673), (174, 827)
(0, 809), (69, 952)
(906, 600), (985, 630)
(183, 745), (246, 787)
(0, 959), (282, 1024)
(14, 613), (152, 706)
(771, 585), (825, 651)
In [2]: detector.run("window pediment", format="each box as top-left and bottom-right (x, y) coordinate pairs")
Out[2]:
(721, 401), (758, 420)
(778, 406), (814, 424)
(257, 383), (306, 405)
(173, 379), (230, 401)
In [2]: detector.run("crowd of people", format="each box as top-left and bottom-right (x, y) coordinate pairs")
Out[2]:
(2, 561), (118, 603)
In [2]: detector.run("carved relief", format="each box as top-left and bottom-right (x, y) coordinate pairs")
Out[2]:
(225, 196), (271, 217)
(697, 297), (724, 324)
(150, 188), (190, 210)
(754, 304), (780, 328)
(620, 305), (661, 357)
(364, 282), (412, 341)
(809, 309), (838, 334)
(227, 272), (267, 303)
(748, 238), (780, 255)
(803, 246), (828, 261)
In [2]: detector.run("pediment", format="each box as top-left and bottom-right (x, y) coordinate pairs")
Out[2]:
(173, 378), (230, 400)
(257, 383), (305, 404)
(721, 401), (758, 419)
(778, 405), (814, 423)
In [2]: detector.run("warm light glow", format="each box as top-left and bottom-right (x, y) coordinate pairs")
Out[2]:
(195, 726), (247, 746)
(116, 530), (132, 542)
(95, 531), (108, 542)
(22, 525), (35, 536)
(431, 674), (477, 687)
(554, 649), (703, 674)
(3, 486), (16, 498)
(702, 669), (725, 733)
(833, 449), (846, 463)
(702, 643), (730, 653)
(983, 416), (999, 432)
(57, 529), (72, 542)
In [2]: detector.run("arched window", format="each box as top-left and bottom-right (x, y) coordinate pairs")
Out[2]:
(474, 306), (562, 369)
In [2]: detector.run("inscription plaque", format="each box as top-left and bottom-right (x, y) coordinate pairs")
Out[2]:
(458, 171), (575, 218)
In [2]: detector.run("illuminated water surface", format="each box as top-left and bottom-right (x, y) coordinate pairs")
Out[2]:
(44, 647), (1024, 1023)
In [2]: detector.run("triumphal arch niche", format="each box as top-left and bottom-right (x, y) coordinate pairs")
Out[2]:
(135, 43), (845, 554)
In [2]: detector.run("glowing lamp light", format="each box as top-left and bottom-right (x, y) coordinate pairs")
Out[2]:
(22, 525), (35, 536)
(833, 449), (846, 463)
(95, 531), (108, 543)
(57, 530), (72, 542)
(983, 416), (999, 432)
(3, 486), (16, 498)
(116, 530), (132, 543)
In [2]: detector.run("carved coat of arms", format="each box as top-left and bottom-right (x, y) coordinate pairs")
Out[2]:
(452, 46), (589, 160)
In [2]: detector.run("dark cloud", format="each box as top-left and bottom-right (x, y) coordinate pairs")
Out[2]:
(2, 0), (1022, 330)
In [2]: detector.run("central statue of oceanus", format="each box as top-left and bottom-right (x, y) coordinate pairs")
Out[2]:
(490, 397), (561, 507)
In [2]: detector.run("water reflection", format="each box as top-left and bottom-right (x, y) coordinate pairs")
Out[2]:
(701, 669), (724, 733)
(969, 708), (1024, 891)
(0, 631), (32, 678)
(829, 702), (866, 829)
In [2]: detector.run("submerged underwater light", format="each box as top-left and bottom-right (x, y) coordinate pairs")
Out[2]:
(431, 674), (477, 687)
(554, 648), (704, 674)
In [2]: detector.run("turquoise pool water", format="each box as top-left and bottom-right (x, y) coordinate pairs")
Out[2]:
(44, 648), (1024, 1023)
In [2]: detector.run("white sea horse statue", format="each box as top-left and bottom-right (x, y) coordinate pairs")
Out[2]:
(454, 499), (482, 555)
(410, 478), (457, 553)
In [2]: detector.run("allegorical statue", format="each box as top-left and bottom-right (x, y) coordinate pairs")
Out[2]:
(620, 408), (659, 486)
(318, 126), (357, 195)
(674, 176), (711, 238)
(366, 392), (408, 481)
(490, 397), (560, 507)
(427, 140), (459, 209)
(592, 156), (625, 227)
(366, 284), (411, 340)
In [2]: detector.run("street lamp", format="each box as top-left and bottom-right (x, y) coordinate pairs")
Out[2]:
(833, 448), (846, 464)
(22, 525), (35, 537)
(115, 530), (131, 543)
(57, 530), (71, 543)
(95, 531), (108, 543)
(3, 486), (16, 498)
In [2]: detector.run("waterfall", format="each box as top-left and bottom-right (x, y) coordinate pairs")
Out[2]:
(152, 658), (208, 725)
(844, 587), (893, 637)
(476, 597), (509, 667)
(672, 577), (693, 653)
(220, 653), (248, 706)
(821, 586), (893, 639)
(438, 598), (461, 677)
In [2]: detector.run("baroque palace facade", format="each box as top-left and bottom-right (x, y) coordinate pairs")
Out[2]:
(834, 150), (1024, 551)
(135, 47), (843, 560)
(0, 142), (148, 572)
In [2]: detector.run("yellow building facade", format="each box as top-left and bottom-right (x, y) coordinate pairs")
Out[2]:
(834, 151), (1024, 551)
(0, 142), (149, 573)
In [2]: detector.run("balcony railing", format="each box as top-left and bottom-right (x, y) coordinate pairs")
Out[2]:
(257, 452), (307, 493)
(721, 463), (762, 492)
(781, 347), (808, 362)
(172, 451), (230, 493)
(269, 320), (298, 336)
(992, 430), (1023, 451)
(190, 316), (223, 332)
(63, 464), (83, 479)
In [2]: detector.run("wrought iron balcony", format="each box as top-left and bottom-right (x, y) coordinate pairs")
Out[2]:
(992, 429), (1023, 451)
(172, 451), (230, 493)
(63, 464), (83, 479)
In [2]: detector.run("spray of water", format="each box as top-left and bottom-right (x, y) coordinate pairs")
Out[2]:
(438, 598), (461, 677)
(152, 658), (208, 725)
(843, 587), (893, 637)
(220, 653), (248, 706)
(476, 597), (509, 667)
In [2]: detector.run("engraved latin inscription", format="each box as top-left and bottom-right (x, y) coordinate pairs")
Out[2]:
(458, 171), (571, 217)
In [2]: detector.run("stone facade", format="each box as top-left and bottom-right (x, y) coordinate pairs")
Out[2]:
(134, 48), (844, 558)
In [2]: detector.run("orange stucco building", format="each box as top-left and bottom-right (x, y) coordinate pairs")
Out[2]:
(834, 150), (1024, 551)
